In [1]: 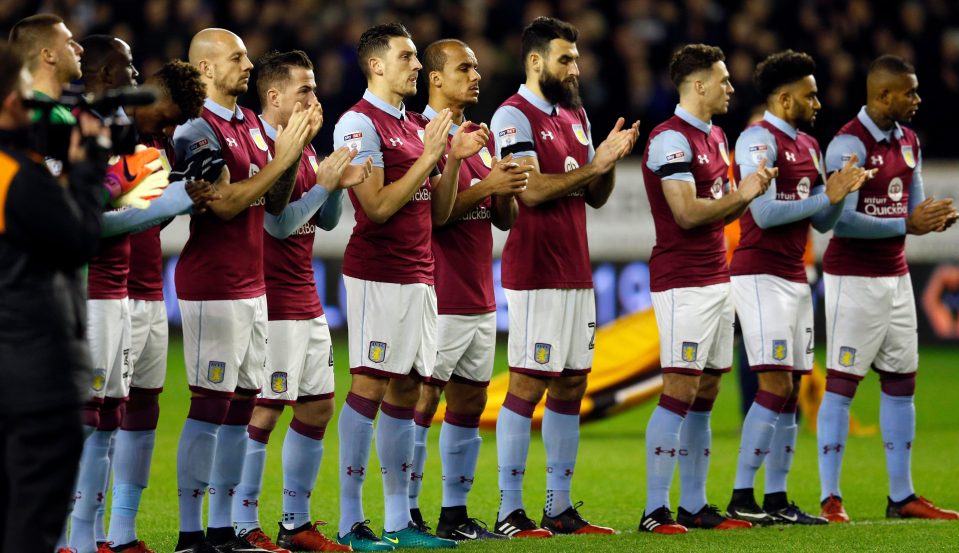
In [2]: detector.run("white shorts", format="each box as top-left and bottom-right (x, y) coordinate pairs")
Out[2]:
(732, 274), (814, 374)
(651, 282), (734, 375)
(129, 299), (169, 392)
(259, 316), (335, 405)
(344, 276), (437, 379)
(505, 288), (595, 377)
(431, 312), (497, 386)
(87, 298), (132, 400)
(825, 273), (918, 378)
(179, 296), (268, 396)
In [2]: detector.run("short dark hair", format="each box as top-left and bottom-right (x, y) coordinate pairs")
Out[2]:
(256, 49), (313, 102)
(79, 35), (121, 79)
(357, 23), (412, 79)
(0, 43), (24, 103)
(754, 50), (816, 97)
(422, 38), (467, 77)
(153, 59), (205, 120)
(8, 13), (64, 69)
(521, 16), (578, 67)
(669, 43), (725, 88)
(868, 55), (915, 77)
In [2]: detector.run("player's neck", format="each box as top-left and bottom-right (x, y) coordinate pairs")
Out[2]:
(523, 78), (551, 106)
(208, 89), (238, 112)
(767, 107), (797, 129)
(260, 108), (282, 132)
(678, 98), (712, 125)
(427, 98), (466, 125)
(865, 105), (895, 131)
(33, 71), (63, 101)
(368, 82), (405, 110)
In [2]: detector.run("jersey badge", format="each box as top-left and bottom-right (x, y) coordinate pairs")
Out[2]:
(681, 341), (699, 363)
(270, 371), (288, 394)
(564, 156), (580, 173)
(718, 142), (730, 166)
(571, 124), (590, 145)
(479, 147), (493, 168)
(308, 155), (318, 173)
(838, 346), (856, 368)
(498, 127), (517, 148)
(91, 369), (107, 392)
(534, 343), (552, 365)
(417, 129), (425, 143)
(809, 148), (825, 182)
(748, 144), (767, 165)
(888, 178), (904, 202)
(772, 340), (788, 361)
(344, 132), (363, 153)
(189, 138), (209, 152)
(901, 145), (916, 169)
(368, 341), (387, 363)
(250, 128), (269, 151)
(666, 150), (685, 162)
(158, 150), (172, 172)
(207, 361), (226, 383)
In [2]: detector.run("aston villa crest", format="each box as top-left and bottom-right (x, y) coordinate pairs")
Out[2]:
(571, 124), (590, 145)
(250, 128), (269, 151)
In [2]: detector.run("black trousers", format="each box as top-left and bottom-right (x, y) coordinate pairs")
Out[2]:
(0, 406), (83, 553)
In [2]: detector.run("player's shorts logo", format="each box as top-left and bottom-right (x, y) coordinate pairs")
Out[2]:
(838, 346), (856, 368)
(901, 145), (916, 168)
(270, 371), (288, 394)
(888, 178), (903, 202)
(249, 128), (269, 151)
(368, 341), (387, 363)
(564, 156), (579, 173)
(571, 124), (590, 146)
(479, 147), (493, 168)
(308, 155), (318, 173)
(92, 368), (107, 392)
(772, 340), (788, 361)
(681, 342), (698, 363)
(207, 361), (226, 384)
(534, 343), (551, 364)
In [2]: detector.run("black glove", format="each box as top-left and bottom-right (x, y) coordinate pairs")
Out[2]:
(171, 147), (225, 183)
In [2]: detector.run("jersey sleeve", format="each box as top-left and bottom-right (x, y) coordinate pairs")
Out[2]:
(645, 130), (694, 183)
(825, 134), (866, 173)
(491, 106), (535, 159)
(909, 140), (925, 211)
(333, 111), (383, 168)
(172, 117), (220, 164)
(584, 111), (596, 162)
(735, 125), (777, 179)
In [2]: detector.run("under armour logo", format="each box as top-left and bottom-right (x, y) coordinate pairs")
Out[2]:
(754, 448), (770, 456)
(906, 441), (912, 450)
(242, 499), (258, 507)
(226, 137), (238, 148)
(228, 488), (235, 497)
(564, 469), (573, 477)
(540, 131), (554, 140)
(654, 447), (676, 457)
(96, 492), (104, 503)
(704, 448), (711, 457)
(460, 476), (474, 484)
(784, 445), (795, 454)
(511, 469), (525, 476)
(388, 137), (403, 147)
(697, 154), (709, 164)
(784, 151), (796, 162)
(410, 472), (423, 481)
(192, 489), (203, 498)
(823, 444), (843, 454)
(870, 155), (884, 166)
(401, 462), (413, 472)
(346, 466), (365, 476)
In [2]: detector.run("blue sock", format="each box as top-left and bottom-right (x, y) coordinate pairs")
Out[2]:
(678, 409), (712, 513)
(71, 429), (115, 553)
(208, 424), (248, 530)
(734, 396), (782, 490)
(766, 408), (798, 494)
(496, 395), (534, 518)
(439, 419), (481, 508)
(645, 404), (685, 514)
(338, 395), (376, 536)
(880, 393), (915, 502)
(177, 419), (220, 532)
(377, 404), (415, 533)
(542, 399), (580, 517)
(233, 429), (269, 534)
(817, 391), (852, 501)
(409, 423), (429, 510)
(281, 420), (325, 530)
(108, 429), (156, 545)
(95, 431), (117, 544)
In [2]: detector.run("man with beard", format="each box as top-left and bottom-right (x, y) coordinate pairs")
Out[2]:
(406, 38), (528, 541)
(817, 54), (958, 523)
(640, 44), (773, 535)
(489, 16), (638, 538)
(724, 50), (869, 527)
(332, 22), (487, 551)
(171, 28), (319, 553)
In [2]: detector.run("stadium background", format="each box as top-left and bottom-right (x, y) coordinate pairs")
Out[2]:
(4, 1), (958, 550)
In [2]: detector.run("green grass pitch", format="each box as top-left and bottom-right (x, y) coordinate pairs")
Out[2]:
(129, 335), (959, 552)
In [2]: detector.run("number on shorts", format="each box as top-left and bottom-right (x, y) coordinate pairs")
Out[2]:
(588, 322), (596, 350)
(805, 327), (814, 355)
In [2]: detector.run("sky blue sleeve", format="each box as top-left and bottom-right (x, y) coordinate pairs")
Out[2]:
(833, 190), (906, 238)
(825, 134), (866, 173)
(585, 112), (595, 162)
(263, 185), (331, 239)
(909, 147), (925, 211)
(100, 180), (192, 237)
(314, 188), (344, 231)
(491, 106), (535, 159)
(172, 118), (220, 164)
(645, 130), (694, 182)
(735, 126), (777, 180)
(809, 185), (844, 232)
(333, 112), (383, 168)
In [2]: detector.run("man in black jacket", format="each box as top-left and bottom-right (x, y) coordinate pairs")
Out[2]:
(0, 43), (112, 553)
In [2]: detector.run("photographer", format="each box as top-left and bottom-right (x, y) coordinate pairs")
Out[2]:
(0, 43), (112, 553)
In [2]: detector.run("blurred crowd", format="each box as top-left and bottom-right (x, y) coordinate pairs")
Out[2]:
(6, 0), (959, 156)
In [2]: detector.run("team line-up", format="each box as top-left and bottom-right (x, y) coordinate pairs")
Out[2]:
(8, 12), (959, 553)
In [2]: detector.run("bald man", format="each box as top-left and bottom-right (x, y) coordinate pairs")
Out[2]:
(817, 55), (958, 523)
(171, 28), (319, 553)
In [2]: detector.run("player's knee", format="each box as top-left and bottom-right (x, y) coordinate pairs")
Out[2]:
(758, 371), (794, 397)
(547, 373), (588, 401)
(878, 370), (916, 397)
(350, 373), (389, 403)
(384, 374), (421, 408)
(662, 373), (700, 405)
(825, 371), (861, 399)
(445, 383), (487, 417)
(121, 389), (161, 431)
(224, 396), (256, 426)
(415, 382), (443, 416)
(187, 395), (231, 425)
(507, 371), (548, 403)
(292, 398), (334, 428)
(249, 403), (283, 431)
(696, 373), (722, 400)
